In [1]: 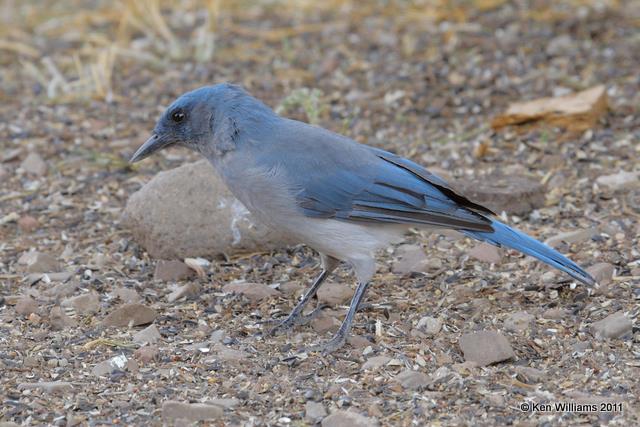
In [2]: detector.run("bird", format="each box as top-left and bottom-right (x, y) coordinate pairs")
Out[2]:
(130, 83), (596, 353)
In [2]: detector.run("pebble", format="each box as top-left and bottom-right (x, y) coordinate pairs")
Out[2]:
(392, 244), (441, 274)
(61, 292), (100, 315)
(92, 354), (130, 376)
(48, 306), (77, 330)
(591, 311), (632, 339)
(207, 398), (239, 409)
(15, 296), (38, 316)
(455, 174), (545, 215)
(515, 366), (545, 383)
(222, 281), (279, 303)
(305, 401), (328, 423)
(133, 324), (162, 345)
(394, 369), (431, 390)
(361, 356), (391, 371)
(504, 311), (534, 333)
(212, 344), (249, 362)
(586, 262), (615, 286)
(468, 243), (502, 263)
(545, 228), (597, 248)
(18, 251), (60, 273)
(154, 260), (195, 282)
(167, 283), (200, 303)
(317, 282), (353, 306)
(17, 381), (73, 395)
(459, 331), (515, 366)
(416, 316), (443, 336)
(595, 171), (640, 192)
(542, 307), (569, 321)
(162, 401), (223, 423)
(20, 152), (47, 176)
(17, 215), (39, 233)
(311, 311), (341, 334)
(321, 410), (378, 427)
(102, 303), (158, 327)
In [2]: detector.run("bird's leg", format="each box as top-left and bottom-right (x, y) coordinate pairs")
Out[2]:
(308, 280), (371, 354)
(267, 254), (339, 335)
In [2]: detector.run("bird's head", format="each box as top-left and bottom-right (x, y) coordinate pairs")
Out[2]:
(130, 83), (276, 163)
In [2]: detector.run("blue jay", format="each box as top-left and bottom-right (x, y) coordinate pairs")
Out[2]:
(130, 83), (595, 353)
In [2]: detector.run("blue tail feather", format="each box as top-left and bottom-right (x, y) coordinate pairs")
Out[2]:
(465, 220), (596, 286)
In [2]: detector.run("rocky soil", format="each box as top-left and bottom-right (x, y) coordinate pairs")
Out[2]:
(1, 1), (638, 426)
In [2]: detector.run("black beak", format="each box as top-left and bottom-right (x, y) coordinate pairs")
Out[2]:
(129, 134), (173, 163)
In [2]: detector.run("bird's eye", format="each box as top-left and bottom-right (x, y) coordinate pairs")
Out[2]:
(171, 110), (185, 123)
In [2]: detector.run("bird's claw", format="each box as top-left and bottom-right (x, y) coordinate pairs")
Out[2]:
(263, 304), (328, 336)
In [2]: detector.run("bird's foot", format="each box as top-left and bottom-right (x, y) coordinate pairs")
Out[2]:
(306, 331), (347, 355)
(264, 304), (328, 336)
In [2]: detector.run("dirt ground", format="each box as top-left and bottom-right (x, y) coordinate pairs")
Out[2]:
(1, 1), (639, 426)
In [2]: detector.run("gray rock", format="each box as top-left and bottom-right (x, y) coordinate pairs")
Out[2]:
(61, 292), (100, 315)
(392, 244), (441, 274)
(93, 354), (130, 376)
(416, 316), (443, 336)
(586, 262), (615, 286)
(542, 308), (569, 320)
(591, 311), (632, 339)
(321, 410), (378, 427)
(122, 160), (288, 259)
(18, 251), (60, 273)
(222, 281), (279, 303)
(545, 228), (597, 248)
(317, 281), (353, 306)
(361, 356), (391, 371)
(109, 287), (142, 303)
(17, 381), (73, 394)
(394, 369), (431, 390)
(515, 366), (545, 383)
(311, 311), (341, 334)
(48, 306), (77, 330)
(167, 283), (200, 302)
(596, 171), (639, 192)
(154, 260), (194, 282)
(459, 331), (515, 366)
(162, 401), (223, 423)
(133, 324), (162, 345)
(305, 401), (328, 423)
(468, 243), (502, 263)
(454, 174), (545, 215)
(504, 311), (534, 333)
(20, 152), (47, 176)
(207, 398), (239, 409)
(102, 303), (157, 327)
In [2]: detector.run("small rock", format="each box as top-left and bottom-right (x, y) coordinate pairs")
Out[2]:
(392, 244), (441, 274)
(459, 331), (515, 366)
(586, 263), (615, 286)
(515, 366), (545, 383)
(542, 307), (569, 320)
(93, 354), (130, 376)
(17, 381), (73, 395)
(61, 292), (100, 315)
(278, 281), (303, 296)
(596, 171), (640, 192)
(311, 311), (341, 334)
(20, 152), (47, 176)
(361, 356), (391, 371)
(222, 281), (279, 303)
(468, 243), (502, 263)
(167, 283), (200, 302)
(133, 324), (162, 345)
(18, 251), (60, 273)
(545, 228), (597, 248)
(591, 311), (632, 339)
(134, 345), (159, 363)
(109, 287), (142, 303)
(394, 369), (431, 390)
(305, 401), (328, 423)
(207, 398), (239, 409)
(0, 164), (7, 180)
(455, 174), (545, 215)
(154, 260), (195, 282)
(346, 335), (370, 349)
(18, 215), (39, 233)
(48, 306), (77, 330)
(321, 410), (378, 427)
(15, 296), (38, 316)
(162, 401), (223, 423)
(122, 160), (288, 259)
(546, 34), (574, 56)
(102, 303), (157, 327)
(317, 282), (353, 306)
(504, 311), (534, 333)
(212, 344), (249, 362)
(416, 316), (442, 336)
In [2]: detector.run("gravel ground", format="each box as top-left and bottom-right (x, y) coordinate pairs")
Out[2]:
(1, 1), (639, 426)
